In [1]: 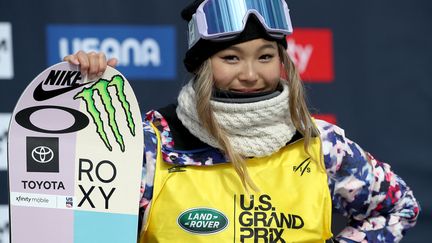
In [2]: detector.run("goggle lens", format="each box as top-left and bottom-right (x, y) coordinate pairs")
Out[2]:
(202, 0), (290, 35)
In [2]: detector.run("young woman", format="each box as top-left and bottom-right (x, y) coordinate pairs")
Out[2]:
(64, 0), (419, 242)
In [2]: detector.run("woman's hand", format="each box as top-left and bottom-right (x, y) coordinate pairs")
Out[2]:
(63, 51), (118, 80)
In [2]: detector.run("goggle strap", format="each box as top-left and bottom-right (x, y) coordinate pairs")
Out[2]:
(188, 14), (200, 49)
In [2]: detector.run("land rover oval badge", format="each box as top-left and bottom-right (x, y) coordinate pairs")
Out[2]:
(177, 208), (229, 234)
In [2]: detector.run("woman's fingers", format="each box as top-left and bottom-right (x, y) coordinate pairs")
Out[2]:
(63, 54), (79, 65)
(75, 50), (91, 76)
(107, 58), (118, 68)
(87, 52), (102, 80)
(97, 53), (108, 77)
(63, 51), (117, 80)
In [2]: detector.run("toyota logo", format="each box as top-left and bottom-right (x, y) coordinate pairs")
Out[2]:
(31, 146), (54, 163)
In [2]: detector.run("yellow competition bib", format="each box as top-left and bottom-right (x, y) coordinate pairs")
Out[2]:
(141, 126), (332, 243)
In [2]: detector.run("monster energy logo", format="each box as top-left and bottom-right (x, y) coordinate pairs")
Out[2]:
(74, 75), (135, 152)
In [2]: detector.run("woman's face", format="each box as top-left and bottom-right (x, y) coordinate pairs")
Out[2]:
(210, 38), (281, 93)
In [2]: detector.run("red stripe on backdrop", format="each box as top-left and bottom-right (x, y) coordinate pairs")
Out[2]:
(286, 28), (335, 83)
(312, 114), (337, 125)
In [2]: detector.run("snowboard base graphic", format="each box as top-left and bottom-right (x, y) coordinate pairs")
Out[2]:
(8, 62), (143, 243)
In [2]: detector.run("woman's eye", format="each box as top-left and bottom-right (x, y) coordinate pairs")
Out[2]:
(222, 55), (239, 62)
(260, 54), (274, 61)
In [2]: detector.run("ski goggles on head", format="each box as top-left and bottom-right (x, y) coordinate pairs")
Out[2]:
(188, 0), (293, 49)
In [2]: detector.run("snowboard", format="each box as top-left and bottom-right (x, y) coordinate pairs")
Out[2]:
(8, 62), (143, 243)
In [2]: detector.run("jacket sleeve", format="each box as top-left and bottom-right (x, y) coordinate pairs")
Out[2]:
(316, 120), (420, 243)
(138, 115), (159, 232)
(139, 120), (157, 208)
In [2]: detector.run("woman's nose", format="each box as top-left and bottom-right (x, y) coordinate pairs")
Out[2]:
(238, 62), (258, 83)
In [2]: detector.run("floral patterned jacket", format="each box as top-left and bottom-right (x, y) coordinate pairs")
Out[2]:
(139, 106), (419, 242)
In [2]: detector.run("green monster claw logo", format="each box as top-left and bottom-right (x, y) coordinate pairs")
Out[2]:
(74, 75), (135, 152)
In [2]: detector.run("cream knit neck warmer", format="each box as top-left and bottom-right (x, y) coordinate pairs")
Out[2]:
(176, 81), (296, 158)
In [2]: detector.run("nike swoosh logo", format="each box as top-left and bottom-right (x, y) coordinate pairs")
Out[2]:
(33, 81), (95, 101)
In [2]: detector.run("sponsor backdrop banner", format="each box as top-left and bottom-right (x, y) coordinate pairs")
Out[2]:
(46, 25), (176, 80)
(0, 22), (14, 79)
(0, 0), (431, 242)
